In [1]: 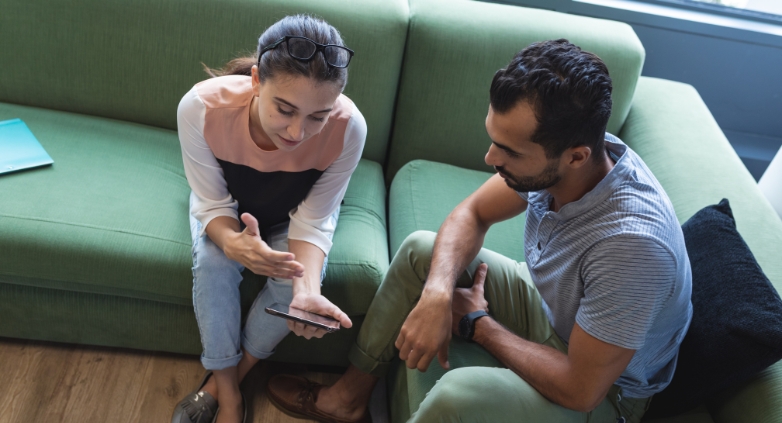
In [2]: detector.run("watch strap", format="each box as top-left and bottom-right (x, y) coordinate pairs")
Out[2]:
(464, 310), (490, 341)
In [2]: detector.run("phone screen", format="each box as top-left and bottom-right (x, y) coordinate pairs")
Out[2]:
(265, 302), (341, 332)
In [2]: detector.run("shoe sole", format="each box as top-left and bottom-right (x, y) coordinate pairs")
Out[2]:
(267, 392), (315, 421)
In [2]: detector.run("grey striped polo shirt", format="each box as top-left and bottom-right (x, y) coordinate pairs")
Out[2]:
(518, 134), (692, 399)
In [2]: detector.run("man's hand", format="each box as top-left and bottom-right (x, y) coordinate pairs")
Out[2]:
(287, 292), (352, 339)
(223, 213), (305, 279)
(451, 263), (490, 335)
(395, 288), (452, 372)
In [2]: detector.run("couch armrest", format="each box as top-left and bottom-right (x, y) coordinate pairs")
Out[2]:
(619, 76), (782, 291)
(620, 76), (782, 423)
(706, 360), (782, 423)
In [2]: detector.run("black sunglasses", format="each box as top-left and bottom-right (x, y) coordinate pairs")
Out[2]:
(258, 36), (354, 69)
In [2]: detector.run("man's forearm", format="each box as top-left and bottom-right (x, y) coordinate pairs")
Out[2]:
(472, 318), (603, 412)
(425, 207), (489, 294)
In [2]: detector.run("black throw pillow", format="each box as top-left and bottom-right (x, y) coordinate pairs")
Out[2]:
(645, 199), (782, 419)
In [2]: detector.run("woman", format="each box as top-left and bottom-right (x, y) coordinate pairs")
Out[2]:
(172, 15), (365, 423)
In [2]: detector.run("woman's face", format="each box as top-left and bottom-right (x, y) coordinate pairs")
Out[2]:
(251, 66), (342, 152)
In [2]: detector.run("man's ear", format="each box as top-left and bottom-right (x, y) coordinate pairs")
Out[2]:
(566, 146), (592, 169)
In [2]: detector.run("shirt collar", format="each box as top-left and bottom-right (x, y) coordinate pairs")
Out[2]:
(524, 134), (632, 221)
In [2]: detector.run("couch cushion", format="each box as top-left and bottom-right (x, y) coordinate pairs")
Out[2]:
(388, 159), (526, 259)
(645, 199), (782, 419)
(619, 76), (782, 423)
(0, 102), (387, 316)
(386, 0), (645, 180)
(0, 0), (409, 164)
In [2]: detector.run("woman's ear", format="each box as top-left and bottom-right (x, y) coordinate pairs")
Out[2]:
(251, 65), (262, 96)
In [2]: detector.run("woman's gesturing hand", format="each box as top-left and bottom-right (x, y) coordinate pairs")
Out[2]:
(223, 213), (305, 279)
(287, 293), (353, 339)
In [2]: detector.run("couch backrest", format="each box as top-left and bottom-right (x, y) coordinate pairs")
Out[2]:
(0, 0), (408, 164)
(386, 0), (646, 180)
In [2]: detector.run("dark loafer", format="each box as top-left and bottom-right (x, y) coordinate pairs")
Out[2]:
(171, 371), (218, 423)
(266, 374), (371, 423)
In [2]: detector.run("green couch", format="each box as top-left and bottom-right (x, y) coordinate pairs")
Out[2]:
(1, 0), (780, 422)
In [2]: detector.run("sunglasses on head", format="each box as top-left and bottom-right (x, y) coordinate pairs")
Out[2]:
(258, 35), (354, 69)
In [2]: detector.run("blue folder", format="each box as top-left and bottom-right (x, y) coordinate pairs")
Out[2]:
(0, 118), (53, 175)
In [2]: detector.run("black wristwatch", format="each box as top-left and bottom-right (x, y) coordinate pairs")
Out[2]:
(458, 310), (490, 342)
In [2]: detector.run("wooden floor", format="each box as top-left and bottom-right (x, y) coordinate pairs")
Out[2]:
(0, 337), (384, 423)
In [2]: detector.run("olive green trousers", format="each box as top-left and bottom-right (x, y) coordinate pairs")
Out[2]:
(348, 231), (651, 423)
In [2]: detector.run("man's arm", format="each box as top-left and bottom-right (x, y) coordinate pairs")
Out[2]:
(473, 318), (635, 412)
(428, 174), (529, 295)
(395, 174), (528, 371)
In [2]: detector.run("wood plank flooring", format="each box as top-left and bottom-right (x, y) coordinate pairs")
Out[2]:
(0, 337), (384, 423)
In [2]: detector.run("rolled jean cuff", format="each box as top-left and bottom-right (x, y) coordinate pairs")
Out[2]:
(201, 351), (243, 371)
(242, 335), (275, 361)
(348, 343), (392, 378)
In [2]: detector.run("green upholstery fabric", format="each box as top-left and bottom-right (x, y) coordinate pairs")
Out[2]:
(388, 160), (526, 259)
(0, 102), (388, 361)
(619, 77), (782, 291)
(0, 103), (193, 305)
(707, 361), (782, 423)
(619, 77), (782, 423)
(643, 408), (715, 423)
(0, 281), (364, 367)
(0, 0), (408, 163)
(386, 0), (645, 180)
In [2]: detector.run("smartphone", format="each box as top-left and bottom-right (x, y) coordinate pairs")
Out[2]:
(265, 302), (341, 332)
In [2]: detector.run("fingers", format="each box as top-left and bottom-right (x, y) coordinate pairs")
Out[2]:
(438, 342), (450, 370)
(261, 247), (297, 264)
(395, 332), (406, 355)
(473, 263), (488, 290)
(321, 302), (352, 329)
(253, 264), (301, 280)
(289, 320), (327, 339)
(240, 213), (260, 236)
(396, 332), (437, 372)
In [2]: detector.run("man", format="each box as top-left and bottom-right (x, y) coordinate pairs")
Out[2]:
(267, 39), (692, 423)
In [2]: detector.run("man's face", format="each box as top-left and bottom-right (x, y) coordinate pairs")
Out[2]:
(484, 101), (562, 192)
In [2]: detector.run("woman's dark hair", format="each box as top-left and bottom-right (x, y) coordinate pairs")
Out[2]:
(204, 15), (348, 90)
(489, 39), (612, 161)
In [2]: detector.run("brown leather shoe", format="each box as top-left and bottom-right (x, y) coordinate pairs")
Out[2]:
(266, 374), (371, 423)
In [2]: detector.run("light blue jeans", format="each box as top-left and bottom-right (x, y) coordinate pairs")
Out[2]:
(189, 193), (336, 370)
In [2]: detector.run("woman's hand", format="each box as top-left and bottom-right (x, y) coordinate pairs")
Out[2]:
(222, 213), (305, 279)
(287, 293), (352, 339)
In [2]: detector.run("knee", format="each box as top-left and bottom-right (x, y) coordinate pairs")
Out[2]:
(391, 230), (437, 276)
(397, 230), (436, 260)
(416, 368), (487, 417)
(193, 237), (242, 279)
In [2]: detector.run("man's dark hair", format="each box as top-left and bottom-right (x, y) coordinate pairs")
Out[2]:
(489, 39), (612, 161)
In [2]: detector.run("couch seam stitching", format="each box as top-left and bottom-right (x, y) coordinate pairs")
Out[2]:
(0, 214), (190, 246)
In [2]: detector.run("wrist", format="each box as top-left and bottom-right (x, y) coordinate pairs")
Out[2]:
(292, 278), (319, 297)
(219, 231), (242, 258)
(422, 280), (454, 302)
(471, 314), (494, 345)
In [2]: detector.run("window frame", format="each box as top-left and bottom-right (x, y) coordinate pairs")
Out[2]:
(634, 0), (782, 25)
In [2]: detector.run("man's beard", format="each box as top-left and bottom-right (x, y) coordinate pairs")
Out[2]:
(496, 160), (561, 192)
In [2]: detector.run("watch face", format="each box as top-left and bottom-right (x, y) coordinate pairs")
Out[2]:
(458, 315), (471, 339)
